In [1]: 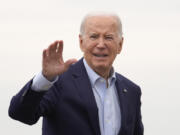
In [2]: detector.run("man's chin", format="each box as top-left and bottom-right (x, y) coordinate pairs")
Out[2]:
(93, 63), (110, 71)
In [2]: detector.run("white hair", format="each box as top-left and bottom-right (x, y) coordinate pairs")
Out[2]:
(80, 12), (123, 38)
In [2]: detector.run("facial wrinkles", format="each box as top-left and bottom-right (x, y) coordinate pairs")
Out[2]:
(82, 16), (121, 70)
(87, 25), (117, 36)
(85, 16), (118, 33)
(85, 35), (118, 59)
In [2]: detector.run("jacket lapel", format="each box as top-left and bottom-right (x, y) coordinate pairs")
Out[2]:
(71, 59), (101, 135)
(115, 75), (128, 134)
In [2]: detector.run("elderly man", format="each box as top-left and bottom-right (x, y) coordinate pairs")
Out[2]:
(9, 13), (144, 135)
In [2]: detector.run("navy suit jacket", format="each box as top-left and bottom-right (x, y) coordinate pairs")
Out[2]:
(9, 58), (144, 135)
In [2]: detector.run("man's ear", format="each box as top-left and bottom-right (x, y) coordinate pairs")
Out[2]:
(117, 37), (124, 54)
(79, 34), (84, 52)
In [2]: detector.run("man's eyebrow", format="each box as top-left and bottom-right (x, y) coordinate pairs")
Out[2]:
(89, 32), (98, 35)
(105, 34), (115, 36)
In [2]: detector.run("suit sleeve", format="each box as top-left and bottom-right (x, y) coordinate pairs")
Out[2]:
(8, 79), (61, 125)
(134, 87), (144, 135)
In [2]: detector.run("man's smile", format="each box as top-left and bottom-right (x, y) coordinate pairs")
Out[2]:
(92, 53), (108, 58)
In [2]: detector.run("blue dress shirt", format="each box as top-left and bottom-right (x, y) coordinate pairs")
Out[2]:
(83, 59), (121, 135)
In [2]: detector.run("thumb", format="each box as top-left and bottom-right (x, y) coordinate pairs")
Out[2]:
(64, 58), (78, 69)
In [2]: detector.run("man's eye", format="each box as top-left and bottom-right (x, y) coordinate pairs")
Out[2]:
(90, 35), (98, 39)
(105, 36), (113, 40)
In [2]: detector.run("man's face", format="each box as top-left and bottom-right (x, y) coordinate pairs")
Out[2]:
(79, 16), (123, 74)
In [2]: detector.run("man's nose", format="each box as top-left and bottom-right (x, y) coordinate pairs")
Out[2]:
(97, 38), (106, 49)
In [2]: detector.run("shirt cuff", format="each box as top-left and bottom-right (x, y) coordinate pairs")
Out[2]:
(31, 71), (58, 91)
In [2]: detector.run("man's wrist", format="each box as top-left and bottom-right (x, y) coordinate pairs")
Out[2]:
(31, 71), (58, 91)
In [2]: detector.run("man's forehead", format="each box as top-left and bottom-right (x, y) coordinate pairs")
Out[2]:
(84, 16), (118, 33)
(85, 16), (118, 26)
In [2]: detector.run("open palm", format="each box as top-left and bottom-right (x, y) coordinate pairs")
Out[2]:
(42, 40), (77, 81)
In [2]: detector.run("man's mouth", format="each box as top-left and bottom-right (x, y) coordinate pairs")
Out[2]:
(93, 53), (108, 57)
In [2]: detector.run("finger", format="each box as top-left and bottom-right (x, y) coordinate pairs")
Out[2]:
(64, 58), (78, 69)
(49, 41), (58, 54)
(53, 40), (62, 53)
(57, 40), (63, 56)
(42, 49), (48, 68)
(43, 49), (49, 61)
(46, 43), (54, 57)
(55, 40), (61, 53)
(43, 49), (47, 59)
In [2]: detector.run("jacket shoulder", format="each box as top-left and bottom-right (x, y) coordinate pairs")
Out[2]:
(115, 73), (141, 94)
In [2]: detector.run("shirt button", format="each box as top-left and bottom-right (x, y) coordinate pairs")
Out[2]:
(105, 118), (112, 124)
(105, 119), (109, 123)
(100, 78), (105, 83)
(43, 85), (49, 89)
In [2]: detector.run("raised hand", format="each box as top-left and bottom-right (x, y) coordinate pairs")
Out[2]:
(42, 40), (77, 81)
